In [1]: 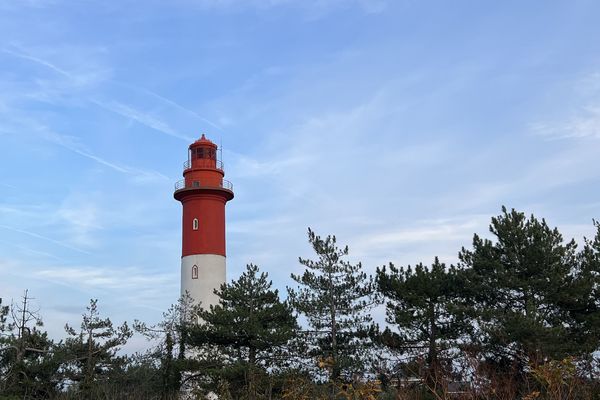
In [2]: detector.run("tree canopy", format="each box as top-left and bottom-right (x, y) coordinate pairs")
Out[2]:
(376, 258), (469, 381)
(187, 264), (298, 400)
(2, 208), (600, 399)
(288, 228), (379, 383)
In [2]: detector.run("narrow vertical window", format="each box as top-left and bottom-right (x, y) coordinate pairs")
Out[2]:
(192, 265), (198, 279)
(193, 218), (199, 230)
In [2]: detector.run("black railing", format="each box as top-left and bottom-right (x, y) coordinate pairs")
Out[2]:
(183, 159), (224, 170)
(174, 179), (233, 191)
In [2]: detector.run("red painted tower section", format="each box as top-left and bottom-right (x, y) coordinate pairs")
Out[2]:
(174, 134), (234, 306)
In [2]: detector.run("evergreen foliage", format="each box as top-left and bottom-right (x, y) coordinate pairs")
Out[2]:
(376, 258), (469, 380)
(0, 298), (7, 333)
(567, 220), (600, 354)
(2, 208), (600, 399)
(62, 299), (132, 398)
(458, 207), (580, 367)
(187, 264), (298, 400)
(134, 292), (200, 398)
(288, 228), (379, 383)
(0, 290), (59, 399)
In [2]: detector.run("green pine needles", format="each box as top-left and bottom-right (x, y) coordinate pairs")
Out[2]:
(187, 264), (297, 400)
(288, 228), (380, 383)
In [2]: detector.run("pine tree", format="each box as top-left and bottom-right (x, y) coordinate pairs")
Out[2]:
(0, 290), (59, 398)
(134, 292), (200, 398)
(62, 298), (132, 397)
(376, 258), (469, 382)
(287, 228), (379, 384)
(0, 297), (7, 333)
(565, 220), (600, 358)
(187, 264), (298, 400)
(458, 207), (578, 369)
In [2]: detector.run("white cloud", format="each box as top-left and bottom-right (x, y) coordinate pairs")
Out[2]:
(55, 203), (102, 248)
(531, 71), (600, 140)
(37, 265), (178, 312)
(128, 85), (223, 132)
(228, 152), (313, 178)
(359, 215), (488, 247)
(92, 100), (193, 142)
(532, 105), (600, 140)
(0, 258), (177, 349)
(2, 45), (71, 78)
(0, 224), (91, 255)
(38, 266), (174, 292)
(2, 43), (111, 90)
(0, 238), (64, 261)
(0, 257), (177, 308)
(33, 128), (169, 182)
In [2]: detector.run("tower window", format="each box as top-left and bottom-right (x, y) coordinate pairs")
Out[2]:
(192, 218), (199, 230)
(192, 265), (198, 279)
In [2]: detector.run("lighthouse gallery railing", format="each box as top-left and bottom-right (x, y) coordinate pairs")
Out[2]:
(174, 179), (233, 191)
(183, 159), (224, 171)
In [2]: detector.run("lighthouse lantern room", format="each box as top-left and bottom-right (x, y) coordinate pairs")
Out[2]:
(174, 134), (234, 308)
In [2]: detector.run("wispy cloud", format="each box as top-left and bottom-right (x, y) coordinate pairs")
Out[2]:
(3, 44), (215, 141)
(38, 266), (174, 291)
(0, 224), (91, 255)
(2, 45), (72, 78)
(228, 153), (313, 178)
(531, 105), (600, 140)
(359, 215), (489, 247)
(0, 45), (173, 185)
(0, 238), (64, 261)
(38, 129), (169, 181)
(36, 265), (178, 308)
(342, 215), (492, 269)
(54, 203), (102, 248)
(1, 44), (110, 88)
(92, 100), (193, 142)
(531, 71), (600, 140)
(0, 204), (49, 221)
(127, 85), (223, 132)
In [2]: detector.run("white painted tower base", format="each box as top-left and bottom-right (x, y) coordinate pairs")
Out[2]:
(181, 254), (226, 309)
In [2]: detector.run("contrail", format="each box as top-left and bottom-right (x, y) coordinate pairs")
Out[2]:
(0, 224), (91, 255)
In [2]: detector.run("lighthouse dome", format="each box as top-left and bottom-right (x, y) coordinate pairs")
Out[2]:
(190, 134), (217, 149)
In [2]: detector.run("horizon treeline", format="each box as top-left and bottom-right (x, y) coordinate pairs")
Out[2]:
(1, 206), (600, 400)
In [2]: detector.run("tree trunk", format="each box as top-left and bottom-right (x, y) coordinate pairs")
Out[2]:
(16, 290), (29, 364)
(248, 346), (257, 400)
(329, 268), (339, 384)
(85, 327), (94, 392)
(427, 301), (438, 388)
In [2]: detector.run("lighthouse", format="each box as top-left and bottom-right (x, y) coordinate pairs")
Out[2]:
(174, 135), (234, 308)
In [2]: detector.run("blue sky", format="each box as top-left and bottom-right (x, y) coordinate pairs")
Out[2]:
(1, 0), (600, 352)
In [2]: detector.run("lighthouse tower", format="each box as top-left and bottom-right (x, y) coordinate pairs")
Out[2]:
(174, 135), (234, 308)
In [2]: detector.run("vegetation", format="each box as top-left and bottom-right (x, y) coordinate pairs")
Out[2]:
(1, 207), (600, 399)
(376, 258), (468, 387)
(287, 228), (379, 384)
(187, 264), (298, 399)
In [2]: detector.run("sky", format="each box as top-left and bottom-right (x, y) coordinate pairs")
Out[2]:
(1, 0), (600, 352)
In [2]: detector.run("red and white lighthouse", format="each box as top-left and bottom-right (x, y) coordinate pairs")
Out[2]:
(174, 134), (234, 308)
